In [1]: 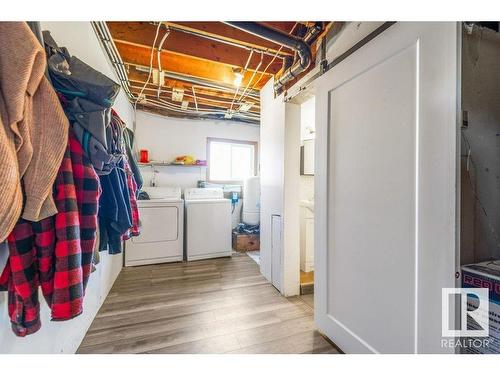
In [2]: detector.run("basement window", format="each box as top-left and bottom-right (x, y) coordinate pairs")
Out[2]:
(207, 137), (257, 183)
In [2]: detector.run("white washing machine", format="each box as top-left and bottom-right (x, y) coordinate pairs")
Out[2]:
(125, 187), (184, 266)
(184, 188), (232, 261)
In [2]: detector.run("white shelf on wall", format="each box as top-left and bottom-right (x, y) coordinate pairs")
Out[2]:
(138, 162), (207, 168)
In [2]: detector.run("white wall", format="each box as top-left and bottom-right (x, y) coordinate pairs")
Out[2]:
(135, 111), (259, 189)
(282, 103), (301, 296)
(259, 79), (285, 285)
(300, 97), (315, 141)
(299, 99), (315, 273)
(300, 97), (315, 201)
(259, 79), (301, 297)
(135, 111), (259, 228)
(0, 22), (132, 353)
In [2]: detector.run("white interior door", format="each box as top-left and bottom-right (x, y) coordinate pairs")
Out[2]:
(315, 22), (458, 353)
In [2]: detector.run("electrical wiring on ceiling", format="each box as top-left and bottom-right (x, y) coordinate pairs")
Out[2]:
(236, 51), (263, 106)
(229, 48), (254, 113)
(129, 84), (260, 108)
(156, 26), (170, 99)
(133, 22), (259, 122)
(134, 21), (163, 107)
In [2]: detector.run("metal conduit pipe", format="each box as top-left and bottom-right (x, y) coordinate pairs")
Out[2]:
(224, 21), (318, 94)
(163, 22), (291, 59)
(92, 22), (134, 100)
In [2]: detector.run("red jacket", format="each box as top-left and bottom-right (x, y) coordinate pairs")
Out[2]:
(0, 130), (100, 336)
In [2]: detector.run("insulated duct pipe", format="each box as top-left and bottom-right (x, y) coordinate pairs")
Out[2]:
(303, 22), (323, 45)
(224, 22), (318, 94)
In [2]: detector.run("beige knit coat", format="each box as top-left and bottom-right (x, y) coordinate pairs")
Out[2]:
(0, 22), (69, 242)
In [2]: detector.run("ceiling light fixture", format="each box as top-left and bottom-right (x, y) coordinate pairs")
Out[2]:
(233, 70), (244, 88)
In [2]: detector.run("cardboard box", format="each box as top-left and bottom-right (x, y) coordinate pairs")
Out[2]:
(462, 261), (500, 353)
(232, 232), (260, 252)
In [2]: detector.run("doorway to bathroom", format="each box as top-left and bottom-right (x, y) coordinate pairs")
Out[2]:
(299, 96), (315, 302)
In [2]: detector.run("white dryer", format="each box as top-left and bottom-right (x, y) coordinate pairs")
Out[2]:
(125, 187), (184, 266)
(184, 188), (232, 261)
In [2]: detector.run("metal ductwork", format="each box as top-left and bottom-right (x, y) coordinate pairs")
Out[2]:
(303, 22), (323, 44)
(225, 22), (322, 94)
(225, 21), (323, 93)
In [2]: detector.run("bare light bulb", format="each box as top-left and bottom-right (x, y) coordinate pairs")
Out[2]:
(234, 72), (244, 88)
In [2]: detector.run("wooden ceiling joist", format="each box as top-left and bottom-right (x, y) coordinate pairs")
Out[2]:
(129, 84), (259, 110)
(116, 42), (269, 90)
(107, 22), (284, 75)
(136, 101), (259, 123)
(134, 103), (224, 122)
(102, 21), (331, 124)
(114, 38), (273, 79)
(163, 22), (294, 56)
(129, 87), (259, 113)
(126, 69), (260, 114)
(126, 66), (260, 101)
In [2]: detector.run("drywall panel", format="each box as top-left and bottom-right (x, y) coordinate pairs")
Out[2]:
(259, 78), (285, 284)
(135, 111), (259, 189)
(282, 102), (301, 296)
(0, 22), (130, 353)
(325, 22), (385, 63)
(259, 82), (301, 296)
(300, 97), (316, 141)
(461, 25), (500, 264)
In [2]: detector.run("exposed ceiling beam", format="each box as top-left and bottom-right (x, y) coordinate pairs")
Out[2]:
(113, 38), (281, 76)
(129, 73), (260, 108)
(136, 103), (259, 124)
(164, 22), (293, 56)
(130, 88), (259, 114)
(107, 22), (285, 74)
(113, 38), (275, 76)
(116, 42), (270, 90)
(137, 98), (259, 120)
(129, 84), (259, 109)
(126, 65), (261, 99)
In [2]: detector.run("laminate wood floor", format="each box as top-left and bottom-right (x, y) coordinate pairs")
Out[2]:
(77, 253), (339, 354)
(300, 271), (314, 285)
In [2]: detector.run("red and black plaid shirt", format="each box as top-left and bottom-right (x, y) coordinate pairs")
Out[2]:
(122, 157), (140, 241)
(0, 130), (100, 336)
